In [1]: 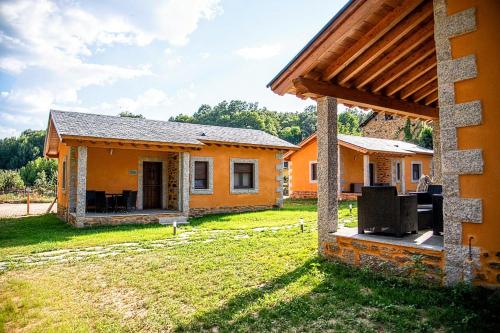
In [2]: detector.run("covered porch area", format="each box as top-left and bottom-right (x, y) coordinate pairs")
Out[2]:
(267, 0), (486, 284)
(62, 140), (193, 228)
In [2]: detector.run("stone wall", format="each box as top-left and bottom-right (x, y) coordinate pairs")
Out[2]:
(290, 191), (317, 199)
(68, 212), (185, 227)
(362, 113), (418, 140)
(371, 154), (392, 184)
(189, 205), (275, 217)
(434, 0), (483, 285)
(167, 152), (179, 210)
(323, 236), (444, 283)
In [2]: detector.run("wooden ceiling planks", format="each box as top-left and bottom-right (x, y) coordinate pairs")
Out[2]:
(332, 0), (433, 85)
(269, 0), (440, 116)
(321, 0), (424, 81)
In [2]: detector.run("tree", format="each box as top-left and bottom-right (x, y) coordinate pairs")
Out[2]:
(0, 170), (24, 192)
(170, 100), (318, 145)
(19, 157), (57, 187)
(118, 111), (144, 119)
(418, 126), (433, 149)
(0, 129), (46, 170)
(338, 108), (364, 135)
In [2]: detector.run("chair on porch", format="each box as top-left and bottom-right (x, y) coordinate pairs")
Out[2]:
(409, 184), (443, 230)
(86, 191), (97, 212)
(95, 191), (107, 213)
(358, 186), (418, 237)
(126, 191), (137, 211)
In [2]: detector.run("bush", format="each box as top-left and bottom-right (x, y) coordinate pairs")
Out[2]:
(19, 157), (57, 187)
(0, 170), (25, 192)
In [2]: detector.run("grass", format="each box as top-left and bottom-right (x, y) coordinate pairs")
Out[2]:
(1, 199), (498, 332)
(0, 199), (355, 258)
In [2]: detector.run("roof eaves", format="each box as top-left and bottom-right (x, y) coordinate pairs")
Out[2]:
(266, 0), (356, 89)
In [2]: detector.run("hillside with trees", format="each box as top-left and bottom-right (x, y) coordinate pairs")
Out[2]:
(170, 100), (368, 145)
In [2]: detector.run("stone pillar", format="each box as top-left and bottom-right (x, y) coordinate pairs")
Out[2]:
(363, 155), (370, 186)
(430, 120), (442, 184)
(400, 158), (406, 194)
(181, 152), (190, 214)
(68, 147), (77, 214)
(434, 0), (483, 285)
(76, 146), (87, 227)
(317, 96), (338, 250)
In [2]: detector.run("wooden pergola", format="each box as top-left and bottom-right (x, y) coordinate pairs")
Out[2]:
(268, 0), (438, 120)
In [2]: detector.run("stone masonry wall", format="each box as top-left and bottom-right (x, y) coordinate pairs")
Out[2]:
(324, 236), (444, 283)
(167, 152), (179, 210)
(434, 0), (483, 285)
(189, 205), (275, 217)
(362, 113), (419, 140)
(371, 153), (392, 184)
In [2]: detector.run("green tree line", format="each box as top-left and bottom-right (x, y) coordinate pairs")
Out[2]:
(170, 100), (368, 145)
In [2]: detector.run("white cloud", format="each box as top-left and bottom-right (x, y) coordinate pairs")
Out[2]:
(0, 0), (223, 137)
(0, 57), (27, 73)
(234, 44), (282, 60)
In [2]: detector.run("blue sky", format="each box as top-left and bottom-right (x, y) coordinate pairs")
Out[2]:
(0, 0), (349, 138)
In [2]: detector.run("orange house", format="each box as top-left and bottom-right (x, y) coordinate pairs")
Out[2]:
(285, 134), (433, 199)
(44, 110), (296, 227)
(269, 0), (500, 286)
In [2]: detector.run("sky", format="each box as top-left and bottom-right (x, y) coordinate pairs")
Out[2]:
(0, 0), (349, 138)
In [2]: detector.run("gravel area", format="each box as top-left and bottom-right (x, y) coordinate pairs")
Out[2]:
(0, 203), (56, 218)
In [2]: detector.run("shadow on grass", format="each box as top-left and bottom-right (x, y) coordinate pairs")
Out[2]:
(176, 258), (500, 332)
(0, 213), (167, 250)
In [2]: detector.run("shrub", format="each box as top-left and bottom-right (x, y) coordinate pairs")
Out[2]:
(19, 157), (57, 187)
(0, 170), (25, 192)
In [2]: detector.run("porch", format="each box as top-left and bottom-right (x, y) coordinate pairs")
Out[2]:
(64, 144), (191, 227)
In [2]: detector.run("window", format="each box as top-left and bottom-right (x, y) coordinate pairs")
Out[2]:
(411, 162), (422, 182)
(230, 159), (259, 194)
(62, 159), (67, 190)
(234, 163), (254, 189)
(194, 161), (208, 189)
(310, 161), (318, 183)
(396, 161), (401, 182)
(190, 157), (213, 194)
(283, 161), (289, 169)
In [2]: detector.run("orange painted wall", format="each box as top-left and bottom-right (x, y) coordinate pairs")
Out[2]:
(287, 138), (318, 195)
(86, 147), (166, 193)
(403, 154), (433, 192)
(57, 144), (280, 210)
(288, 136), (433, 194)
(447, 0), (500, 281)
(340, 145), (364, 192)
(190, 145), (280, 208)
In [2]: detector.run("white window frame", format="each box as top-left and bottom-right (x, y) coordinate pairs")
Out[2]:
(411, 161), (423, 183)
(230, 158), (259, 194)
(309, 160), (318, 183)
(190, 156), (214, 195)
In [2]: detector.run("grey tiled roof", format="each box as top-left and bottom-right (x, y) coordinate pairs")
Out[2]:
(338, 134), (433, 155)
(50, 110), (297, 149)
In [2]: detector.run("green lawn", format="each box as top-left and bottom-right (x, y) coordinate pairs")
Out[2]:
(0, 200), (498, 332)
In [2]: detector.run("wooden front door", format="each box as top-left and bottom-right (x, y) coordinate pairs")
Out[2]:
(143, 162), (162, 209)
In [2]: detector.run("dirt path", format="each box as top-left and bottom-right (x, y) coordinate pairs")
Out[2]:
(0, 203), (56, 217)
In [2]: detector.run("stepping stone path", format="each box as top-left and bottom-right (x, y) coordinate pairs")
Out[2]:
(0, 222), (320, 271)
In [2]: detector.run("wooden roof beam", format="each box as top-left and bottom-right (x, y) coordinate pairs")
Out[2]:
(293, 77), (438, 120)
(384, 54), (437, 96)
(353, 23), (434, 89)
(424, 91), (438, 106)
(412, 83), (438, 103)
(334, 1), (433, 85)
(321, 0), (424, 81)
(370, 42), (435, 93)
(399, 71), (437, 99)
